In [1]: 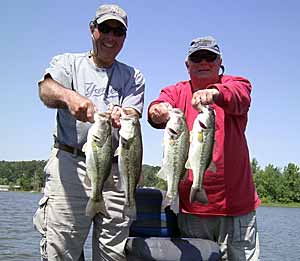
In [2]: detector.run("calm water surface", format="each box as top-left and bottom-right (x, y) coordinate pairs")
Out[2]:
(0, 191), (299, 261)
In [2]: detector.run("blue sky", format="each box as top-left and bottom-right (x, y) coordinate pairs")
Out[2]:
(1, 0), (299, 169)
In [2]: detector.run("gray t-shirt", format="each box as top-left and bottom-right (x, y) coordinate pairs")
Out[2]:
(41, 52), (145, 152)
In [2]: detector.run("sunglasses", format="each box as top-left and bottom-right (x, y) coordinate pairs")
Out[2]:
(97, 23), (126, 37)
(189, 53), (218, 63)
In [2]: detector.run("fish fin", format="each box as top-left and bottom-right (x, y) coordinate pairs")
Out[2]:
(185, 159), (191, 169)
(169, 195), (179, 214)
(116, 170), (126, 191)
(123, 204), (137, 220)
(156, 167), (167, 181)
(189, 187), (209, 205)
(208, 161), (217, 173)
(183, 170), (189, 180)
(114, 147), (120, 157)
(161, 195), (172, 210)
(105, 174), (115, 188)
(82, 142), (87, 153)
(161, 194), (179, 214)
(189, 131), (193, 142)
(116, 178), (123, 192)
(85, 198), (110, 218)
(83, 174), (91, 186)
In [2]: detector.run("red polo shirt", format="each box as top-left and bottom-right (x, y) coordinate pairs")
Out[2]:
(148, 75), (261, 216)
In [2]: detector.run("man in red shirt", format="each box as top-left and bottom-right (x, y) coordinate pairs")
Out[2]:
(148, 36), (260, 260)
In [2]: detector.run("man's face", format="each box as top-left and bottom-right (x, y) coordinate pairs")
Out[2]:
(92, 19), (126, 65)
(186, 50), (222, 81)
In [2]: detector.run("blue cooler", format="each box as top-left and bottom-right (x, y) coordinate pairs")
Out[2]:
(127, 188), (221, 261)
(129, 188), (180, 237)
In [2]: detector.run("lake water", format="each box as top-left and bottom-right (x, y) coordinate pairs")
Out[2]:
(0, 191), (300, 260)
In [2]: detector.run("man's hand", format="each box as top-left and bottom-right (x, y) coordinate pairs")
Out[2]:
(109, 106), (140, 128)
(66, 92), (97, 123)
(148, 102), (171, 125)
(39, 77), (97, 123)
(192, 88), (219, 109)
(110, 106), (122, 128)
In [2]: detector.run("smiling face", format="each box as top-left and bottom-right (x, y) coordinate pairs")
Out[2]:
(90, 19), (126, 67)
(186, 50), (222, 88)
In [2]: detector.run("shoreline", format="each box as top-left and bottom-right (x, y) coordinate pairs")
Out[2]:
(261, 202), (300, 208)
(2, 190), (300, 208)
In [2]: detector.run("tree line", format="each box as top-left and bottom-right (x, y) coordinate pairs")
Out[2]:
(251, 159), (300, 204)
(0, 160), (46, 191)
(0, 159), (299, 204)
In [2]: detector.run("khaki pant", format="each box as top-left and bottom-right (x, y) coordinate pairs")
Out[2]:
(178, 211), (260, 261)
(33, 148), (130, 261)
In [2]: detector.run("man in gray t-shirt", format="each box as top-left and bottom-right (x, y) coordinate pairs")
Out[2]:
(33, 4), (145, 261)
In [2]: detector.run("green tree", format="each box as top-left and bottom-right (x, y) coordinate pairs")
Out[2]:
(1, 159), (300, 204)
(141, 164), (167, 190)
(0, 160), (46, 191)
(282, 163), (300, 202)
(254, 164), (284, 203)
(251, 158), (260, 175)
(17, 175), (33, 191)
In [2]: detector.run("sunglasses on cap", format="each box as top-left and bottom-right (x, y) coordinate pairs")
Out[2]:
(189, 52), (218, 63)
(97, 23), (126, 37)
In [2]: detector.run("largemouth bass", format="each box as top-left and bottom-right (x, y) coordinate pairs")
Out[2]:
(157, 108), (189, 213)
(117, 114), (143, 219)
(83, 112), (112, 218)
(185, 105), (215, 204)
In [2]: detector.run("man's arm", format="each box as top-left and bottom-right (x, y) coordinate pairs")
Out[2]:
(209, 76), (252, 115)
(39, 75), (96, 123)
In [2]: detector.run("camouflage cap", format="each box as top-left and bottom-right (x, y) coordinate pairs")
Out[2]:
(94, 4), (128, 29)
(188, 36), (221, 56)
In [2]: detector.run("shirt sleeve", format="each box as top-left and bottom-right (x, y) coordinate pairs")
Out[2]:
(39, 53), (73, 89)
(209, 76), (252, 116)
(121, 68), (145, 116)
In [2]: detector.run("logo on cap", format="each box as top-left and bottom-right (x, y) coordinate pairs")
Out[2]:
(188, 36), (221, 56)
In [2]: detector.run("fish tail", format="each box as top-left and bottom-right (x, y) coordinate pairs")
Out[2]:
(85, 198), (109, 218)
(161, 195), (172, 210)
(116, 167), (126, 191)
(189, 187), (209, 205)
(161, 195), (179, 214)
(169, 195), (179, 214)
(157, 167), (167, 181)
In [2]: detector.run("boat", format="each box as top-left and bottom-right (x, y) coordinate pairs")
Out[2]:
(0, 185), (9, 192)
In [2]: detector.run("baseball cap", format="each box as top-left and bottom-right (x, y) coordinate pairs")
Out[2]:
(94, 4), (128, 29)
(188, 36), (221, 56)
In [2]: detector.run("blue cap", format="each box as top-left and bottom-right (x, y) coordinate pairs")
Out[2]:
(188, 36), (221, 56)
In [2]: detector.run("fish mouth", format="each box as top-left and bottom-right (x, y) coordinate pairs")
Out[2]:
(167, 128), (178, 136)
(92, 134), (101, 141)
(173, 109), (183, 115)
(198, 120), (207, 129)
